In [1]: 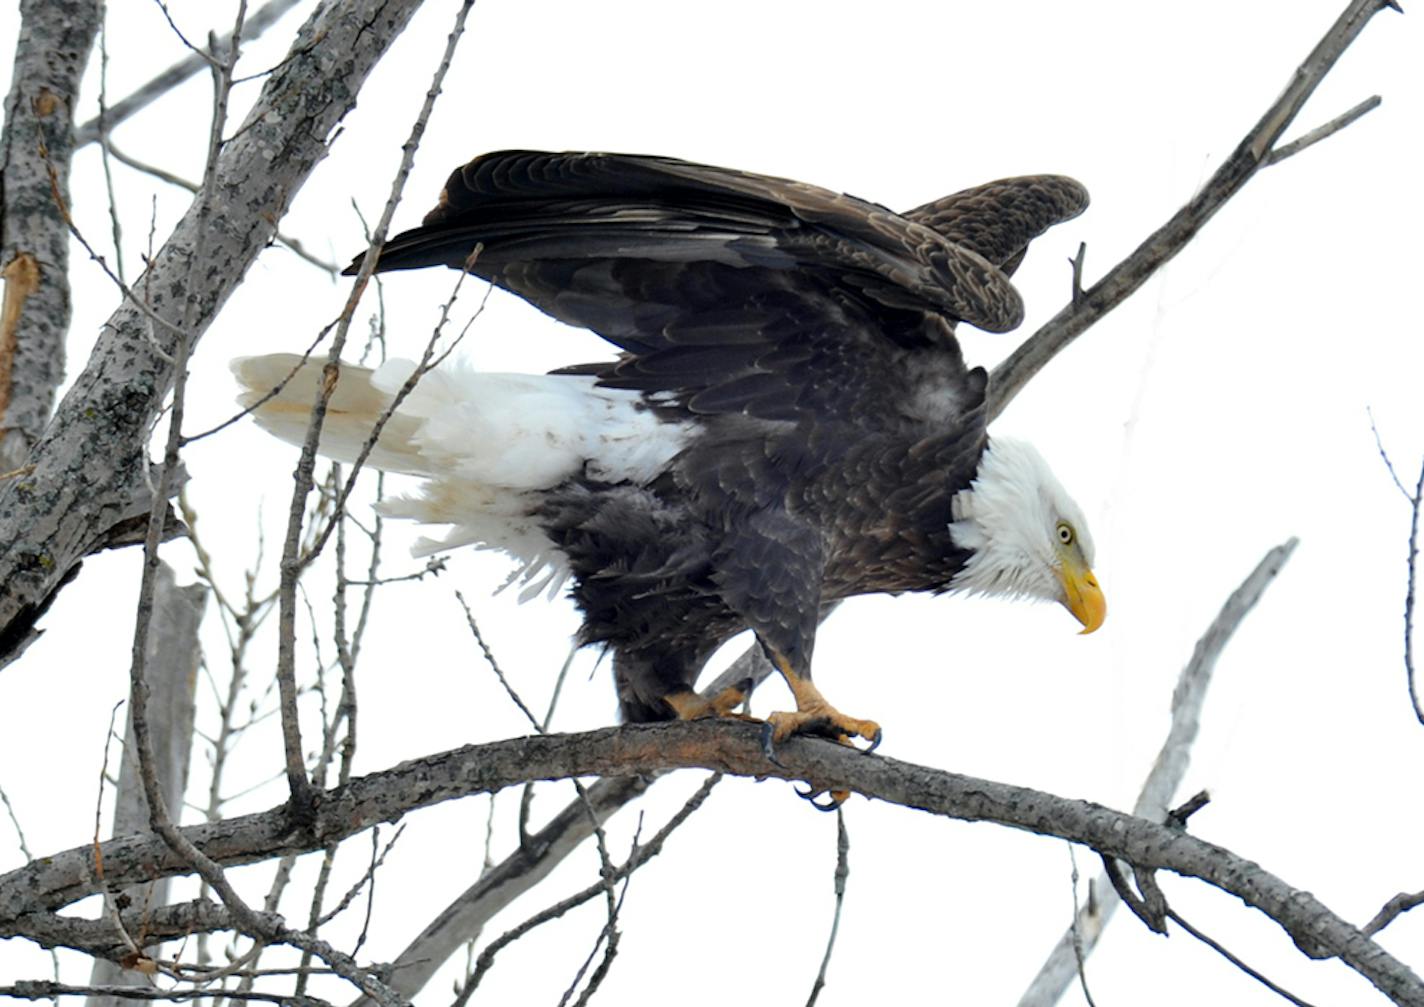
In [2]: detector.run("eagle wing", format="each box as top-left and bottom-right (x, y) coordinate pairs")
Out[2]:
(355, 150), (1087, 426)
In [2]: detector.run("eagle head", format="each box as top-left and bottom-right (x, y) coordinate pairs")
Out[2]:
(947, 438), (1106, 633)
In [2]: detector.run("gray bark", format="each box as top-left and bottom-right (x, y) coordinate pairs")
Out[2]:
(2, 720), (1420, 1006)
(0, 0), (425, 663)
(0, 0), (102, 472)
(87, 562), (205, 1004)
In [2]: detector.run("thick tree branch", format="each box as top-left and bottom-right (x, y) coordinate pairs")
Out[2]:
(987, 0), (1396, 418)
(0, 0), (102, 471)
(2, 718), (1419, 1005)
(0, 0), (425, 662)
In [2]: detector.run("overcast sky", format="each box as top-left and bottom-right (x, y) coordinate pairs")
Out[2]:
(2, 2), (1423, 1005)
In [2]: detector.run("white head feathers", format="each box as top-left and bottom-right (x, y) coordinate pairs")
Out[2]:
(947, 438), (1098, 611)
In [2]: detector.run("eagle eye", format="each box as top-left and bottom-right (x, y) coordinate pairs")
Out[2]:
(1056, 521), (1074, 545)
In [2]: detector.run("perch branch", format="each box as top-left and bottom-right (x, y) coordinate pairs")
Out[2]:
(3, 718), (1420, 1006)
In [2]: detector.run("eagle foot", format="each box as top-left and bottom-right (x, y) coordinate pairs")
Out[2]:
(759, 707), (883, 767)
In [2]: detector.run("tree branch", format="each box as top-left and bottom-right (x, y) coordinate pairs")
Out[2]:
(72, 0), (309, 148)
(352, 627), (784, 1005)
(1017, 538), (1299, 1007)
(0, 0), (425, 663)
(3, 718), (1420, 1005)
(987, 0), (1397, 418)
(0, 0), (102, 471)
(89, 562), (205, 1006)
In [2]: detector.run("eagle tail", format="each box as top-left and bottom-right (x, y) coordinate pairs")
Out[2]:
(231, 354), (433, 476)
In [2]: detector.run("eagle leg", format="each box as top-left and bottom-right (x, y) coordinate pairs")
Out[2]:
(762, 649), (882, 750)
(663, 678), (755, 720)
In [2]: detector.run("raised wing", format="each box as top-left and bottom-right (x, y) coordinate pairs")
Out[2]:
(352, 151), (1086, 425)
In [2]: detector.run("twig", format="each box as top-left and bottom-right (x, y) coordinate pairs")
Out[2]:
(316, 825), (406, 929)
(1166, 908), (1320, 1007)
(455, 591), (542, 732)
(98, 141), (340, 274)
(96, 6), (127, 285)
(73, 0), (307, 146)
(276, 0), (479, 812)
(805, 808), (850, 1007)
(1265, 95), (1382, 165)
(1364, 890), (1424, 938)
(1368, 408), (1415, 502)
(988, 0), (1397, 418)
(0, 784), (35, 861)
(1066, 845), (1099, 1007)
(450, 775), (720, 1006)
(1406, 459), (1424, 725)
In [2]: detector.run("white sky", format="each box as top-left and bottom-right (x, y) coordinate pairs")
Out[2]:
(2, 1), (1423, 1005)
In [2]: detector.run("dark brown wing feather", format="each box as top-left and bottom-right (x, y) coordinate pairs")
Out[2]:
(350, 150), (1086, 427)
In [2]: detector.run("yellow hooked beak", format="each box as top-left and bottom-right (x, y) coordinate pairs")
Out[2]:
(1057, 559), (1106, 634)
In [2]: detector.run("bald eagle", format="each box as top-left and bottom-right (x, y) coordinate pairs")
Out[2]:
(236, 150), (1103, 781)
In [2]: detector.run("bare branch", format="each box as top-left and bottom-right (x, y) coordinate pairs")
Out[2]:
(1406, 459), (1424, 725)
(1364, 890), (1424, 938)
(3, 983), (333, 1006)
(1018, 539), (1298, 1006)
(450, 776), (720, 1006)
(1166, 909), (1321, 1007)
(0, 0), (102, 471)
(804, 808), (850, 1007)
(72, 0), (308, 147)
(5, 720), (1422, 1005)
(988, 0), (1397, 418)
(0, 0), (427, 663)
(90, 562), (205, 1007)
(360, 623), (792, 1005)
(1265, 95), (1382, 166)
(273, 0), (477, 818)
(99, 141), (340, 274)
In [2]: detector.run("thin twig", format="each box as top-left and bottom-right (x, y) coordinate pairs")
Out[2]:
(455, 592), (542, 732)
(1405, 459), (1424, 725)
(1166, 909), (1320, 1007)
(1367, 408), (1415, 502)
(1066, 845), (1100, 1007)
(272, 0), (477, 823)
(451, 775), (721, 1006)
(99, 141), (339, 274)
(74, 0), (307, 146)
(805, 808), (850, 1007)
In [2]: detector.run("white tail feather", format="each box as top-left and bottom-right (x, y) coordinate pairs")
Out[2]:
(233, 352), (693, 595)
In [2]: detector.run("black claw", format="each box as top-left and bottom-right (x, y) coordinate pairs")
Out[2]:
(863, 727), (883, 754)
(795, 785), (843, 811)
(760, 721), (784, 767)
